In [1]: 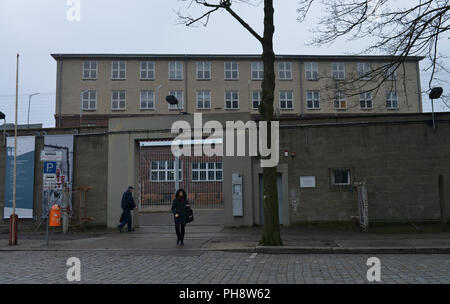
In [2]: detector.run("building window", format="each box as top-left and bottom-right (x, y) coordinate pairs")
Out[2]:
(384, 64), (398, 80)
(197, 90), (211, 109)
(168, 90), (184, 110)
(197, 62), (211, 80)
(305, 62), (318, 80)
(111, 91), (126, 110)
(224, 62), (239, 80)
(140, 90), (155, 110)
(360, 92), (373, 109)
(151, 160), (182, 182)
(386, 91), (398, 109)
(334, 91), (347, 109)
(140, 61), (155, 80)
(331, 168), (351, 186)
(332, 62), (345, 80)
(306, 91), (320, 109)
(357, 62), (371, 80)
(82, 61), (97, 79)
(192, 162), (223, 181)
(251, 62), (264, 80)
(252, 91), (262, 110)
(278, 62), (292, 80)
(224, 91), (239, 109)
(279, 90), (294, 109)
(81, 90), (97, 110)
(111, 61), (126, 79)
(169, 61), (183, 80)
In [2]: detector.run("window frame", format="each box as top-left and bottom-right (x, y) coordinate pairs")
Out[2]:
(81, 90), (97, 110)
(331, 62), (345, 80)
(278, 62), (293, 80)
(168, 61), (184, 80)
(334, 91), (347, 110)
(111, 61), (126, 80)
(360, 91), (373, 109)
(224, 90), (240, 109)
(357, 62), (372, 80)
(196, 61), (211, 80)
(331, 168), (352, 186)
(140, 90), (155, 110)
(279, 90), (294, 110)
(251, 61), (264, 80)
(168, 90), (184, 110)
(252, 90), (262, 110)
(111, 90), (126, 110)
(305, 62), (319, 81)
(192, 162), (223, 182)
(196, 90), (211, 110)
(224, 61), (239, 80)
(82, 61), (98, 80)
(140, 61), (155, 80)
(150, 160), (182, 182)
(306, 90), (320, 110)
(386, 91), (399, 109)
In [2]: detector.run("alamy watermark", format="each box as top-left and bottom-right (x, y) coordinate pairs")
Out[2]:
(170, 113), (279, 167)
(66, 257), (81, 282)
(67, 0), (81, 22)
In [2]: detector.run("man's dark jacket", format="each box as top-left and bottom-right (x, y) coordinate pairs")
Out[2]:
(121, 190), (136, 210)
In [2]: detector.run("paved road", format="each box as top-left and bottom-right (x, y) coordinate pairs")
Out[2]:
(1, 250), (449, 284)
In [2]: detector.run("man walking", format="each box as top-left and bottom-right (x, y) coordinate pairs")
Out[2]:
(118, 186), (136, 232)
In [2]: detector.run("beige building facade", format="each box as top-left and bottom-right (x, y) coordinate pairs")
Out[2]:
(52, 54), (424, 127)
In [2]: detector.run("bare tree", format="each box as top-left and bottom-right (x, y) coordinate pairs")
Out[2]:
(178, 0), (282, 246)
(298, 0), (450, 106)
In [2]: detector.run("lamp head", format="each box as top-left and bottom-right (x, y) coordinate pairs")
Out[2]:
(429, 87), (443, 99)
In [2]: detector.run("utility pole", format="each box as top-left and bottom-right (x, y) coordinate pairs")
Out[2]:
(27, 93), (40, 128)
(9, 53), (19, 246)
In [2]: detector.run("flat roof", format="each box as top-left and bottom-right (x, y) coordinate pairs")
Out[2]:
(51, 53), (425, 61)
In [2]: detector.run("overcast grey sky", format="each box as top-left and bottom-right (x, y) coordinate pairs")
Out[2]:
(0, 0), (448, 127)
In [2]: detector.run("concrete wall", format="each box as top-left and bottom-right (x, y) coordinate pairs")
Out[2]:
(0, 128), (108, 230)
(277, 114), (450, 223)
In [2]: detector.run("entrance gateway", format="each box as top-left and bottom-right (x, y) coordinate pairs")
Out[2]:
(139, 139), (223, 211)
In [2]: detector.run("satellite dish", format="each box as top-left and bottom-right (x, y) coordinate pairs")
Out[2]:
(166, 95), (179, 105)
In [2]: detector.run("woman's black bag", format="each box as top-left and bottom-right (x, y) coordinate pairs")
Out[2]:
(186, 207), (194, 223)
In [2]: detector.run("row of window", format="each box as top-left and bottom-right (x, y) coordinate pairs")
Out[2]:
(82, 61), (398, 81)
(150, 161), (223, 182)
(81, 89), (400, 111)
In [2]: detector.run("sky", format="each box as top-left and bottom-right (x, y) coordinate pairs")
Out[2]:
(0, 0), (449, 128)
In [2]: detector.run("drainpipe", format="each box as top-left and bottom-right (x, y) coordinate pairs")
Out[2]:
(184, 55), (188, 113)
(58, 55), (64, 128)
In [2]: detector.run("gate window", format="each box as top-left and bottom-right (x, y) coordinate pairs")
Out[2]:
(150, 160), (182, 181)
(192, 162), (222, 181)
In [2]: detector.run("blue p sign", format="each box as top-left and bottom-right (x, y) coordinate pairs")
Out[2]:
(44, 162), (57, 174)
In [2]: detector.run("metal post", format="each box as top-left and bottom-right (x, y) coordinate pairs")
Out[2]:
(10, 54), (19, 246)
(431, 97), (436, 129)
(175, 156), (180, 192)
(27, 93), (39, 128)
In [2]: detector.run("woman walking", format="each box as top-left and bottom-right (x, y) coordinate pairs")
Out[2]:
(171, 189), (190, 246)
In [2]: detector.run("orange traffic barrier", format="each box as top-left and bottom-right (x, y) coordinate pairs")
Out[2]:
(49, 205), (61, 227)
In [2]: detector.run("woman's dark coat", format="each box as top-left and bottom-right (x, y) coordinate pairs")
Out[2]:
(171, 189), (190, 225)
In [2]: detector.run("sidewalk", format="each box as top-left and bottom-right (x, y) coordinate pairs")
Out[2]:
(1, 224), (450, 254)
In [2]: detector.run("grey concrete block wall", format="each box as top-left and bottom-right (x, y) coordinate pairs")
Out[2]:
(73, 133), (108, 226)
(279, 117), (450, 223)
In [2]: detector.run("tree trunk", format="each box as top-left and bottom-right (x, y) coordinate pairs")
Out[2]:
(259, 0), (282, 246)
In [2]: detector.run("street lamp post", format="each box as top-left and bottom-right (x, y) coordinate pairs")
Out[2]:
(0, 111), (5, 146)
(27, 93), (40, 128)
(429, 87), (443, 130)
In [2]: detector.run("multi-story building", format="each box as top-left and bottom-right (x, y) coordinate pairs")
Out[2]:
(51, 54), (424, 127)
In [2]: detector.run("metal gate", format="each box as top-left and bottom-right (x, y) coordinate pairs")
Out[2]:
(139, 143), (223, 210)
